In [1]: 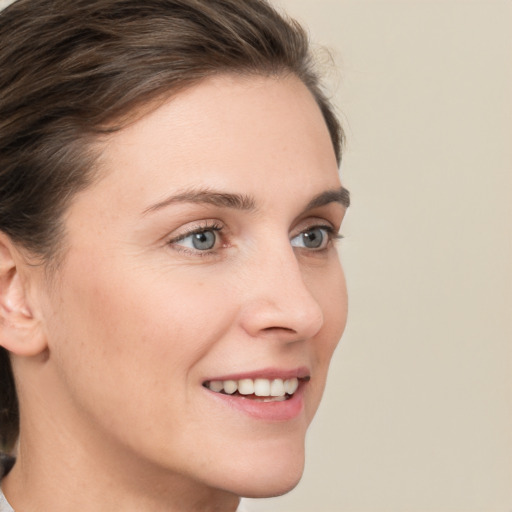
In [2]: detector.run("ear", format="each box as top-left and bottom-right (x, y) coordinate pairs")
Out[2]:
(0, 233), (47, 356)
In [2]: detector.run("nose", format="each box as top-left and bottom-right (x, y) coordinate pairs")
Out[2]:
(238, 242), (324, 342)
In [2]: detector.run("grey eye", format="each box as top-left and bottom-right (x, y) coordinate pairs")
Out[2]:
(291, 227), (328, 250)
(176, 230), (218, 251)
(190, 230), (217, 250)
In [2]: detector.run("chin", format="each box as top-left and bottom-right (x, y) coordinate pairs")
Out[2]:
(215, 442), (306, 499)
(238, 470), (304, 499)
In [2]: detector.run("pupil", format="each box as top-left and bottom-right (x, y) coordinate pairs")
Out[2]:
(303, 228), (323, 248)
(192, 231), (216, 250)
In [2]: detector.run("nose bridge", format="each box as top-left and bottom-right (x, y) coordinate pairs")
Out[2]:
(239, 238), (324, 340)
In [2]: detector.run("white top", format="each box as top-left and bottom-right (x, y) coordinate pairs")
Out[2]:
(0, 488), (13, 512)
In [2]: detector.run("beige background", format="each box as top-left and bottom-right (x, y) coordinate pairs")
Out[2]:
(246, 0), (512, 511)
(1, 0), (510, 510)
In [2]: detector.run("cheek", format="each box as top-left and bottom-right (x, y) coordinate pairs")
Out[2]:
(44, 258), (231, 421)
(41, 261), (244, 475)
(300, 257), (347, 419)
(61, 275), (220, 373)
(310, 257), (348, 356)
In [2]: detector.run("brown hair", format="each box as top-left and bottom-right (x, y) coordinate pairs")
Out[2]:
(0, 0), (343, 452)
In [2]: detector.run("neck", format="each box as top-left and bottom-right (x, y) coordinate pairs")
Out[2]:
(3, 440), (239, 512)
(3, 359), (240, 512)
(2, 410), (239, 512)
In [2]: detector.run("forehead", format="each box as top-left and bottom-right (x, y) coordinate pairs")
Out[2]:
(87, 74), (341, 213)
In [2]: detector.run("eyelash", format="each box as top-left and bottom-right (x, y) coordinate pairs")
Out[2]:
(167, 221), (343, 257)
(299, 225), (343, 250)
(168, 221), (224, 257)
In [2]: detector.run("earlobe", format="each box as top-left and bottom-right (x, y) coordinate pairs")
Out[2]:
(0, 233), (47, 357)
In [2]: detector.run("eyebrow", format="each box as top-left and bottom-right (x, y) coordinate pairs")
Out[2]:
(142, 188), (256, 215)
(142, 185), (350, 215)
(305, 187), (350, 210)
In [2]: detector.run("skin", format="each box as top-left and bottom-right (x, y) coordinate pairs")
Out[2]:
(0, 74), (348, 512)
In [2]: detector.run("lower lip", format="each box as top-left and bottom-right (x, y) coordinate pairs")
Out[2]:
(205, 384), (306, 421)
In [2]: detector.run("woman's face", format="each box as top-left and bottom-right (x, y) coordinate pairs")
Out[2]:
(37, 75), (348, 497)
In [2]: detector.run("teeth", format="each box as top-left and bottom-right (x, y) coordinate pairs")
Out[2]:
(284, 378), (299, 394)
(270, 379), (285, 397)
(223, 380), (237, 394)
(209, 380), (224, 393)
(205, 376), (302, 399)
(254, 378), (270, 396)
(238, 379), (254, 395)
(255, 395), (287, 402)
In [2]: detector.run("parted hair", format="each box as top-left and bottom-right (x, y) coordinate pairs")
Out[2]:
(0, 0), (343, 452)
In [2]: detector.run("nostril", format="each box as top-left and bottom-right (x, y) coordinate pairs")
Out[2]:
(261, 326), (296, 334)
(256, 325), (309, 344)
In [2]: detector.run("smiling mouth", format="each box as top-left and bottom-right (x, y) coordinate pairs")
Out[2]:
(202, 376), (310, 402)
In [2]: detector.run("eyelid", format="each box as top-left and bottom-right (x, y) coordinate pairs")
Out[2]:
(291, 225), (340, 248)
(164, 216), (343, 257)
(291, 215), (339, 237)
(167, 220), (225, 255)
(170, 222), (223, 244)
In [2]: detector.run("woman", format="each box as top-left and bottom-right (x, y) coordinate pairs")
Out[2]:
(0, 0), (349, 510)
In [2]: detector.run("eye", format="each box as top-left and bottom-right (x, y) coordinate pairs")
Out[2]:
(170, 224), (222, 252)
(291, 226), (333, 250)
(185, 230), (217, 250)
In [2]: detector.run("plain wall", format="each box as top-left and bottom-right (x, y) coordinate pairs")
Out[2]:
(246, 1), (512, 511)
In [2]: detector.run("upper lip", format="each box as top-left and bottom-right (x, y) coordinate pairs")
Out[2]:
(202, 366), (311, 383)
